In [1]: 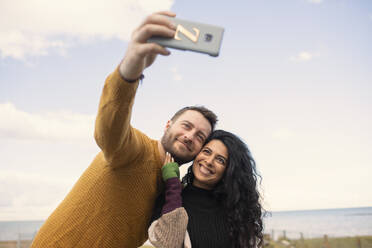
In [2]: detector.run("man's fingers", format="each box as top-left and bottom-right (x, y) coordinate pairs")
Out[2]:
(139, 11), (176, 30)
(120, 12), (176, 79)
(137, 43), (170, 57)
(135, 24), (175, 43)
(153, 10), (176, 17)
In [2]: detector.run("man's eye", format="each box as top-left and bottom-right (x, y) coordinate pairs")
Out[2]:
(202, 149), (211, 154)
(183, 123), (191, 129)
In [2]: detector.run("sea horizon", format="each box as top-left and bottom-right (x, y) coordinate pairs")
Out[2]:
(1, 206), (371, 241)
(2, 205), (371, 222)
(264, 206), (372, 239)
(266, 205), (372, 214)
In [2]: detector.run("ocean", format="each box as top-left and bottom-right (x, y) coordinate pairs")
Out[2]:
(263, 206), (372, 239)
(0, 220), (42, 241)
(0, 207), (371, 241)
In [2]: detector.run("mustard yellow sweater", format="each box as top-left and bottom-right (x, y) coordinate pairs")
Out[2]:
(31, 68), (163, 248)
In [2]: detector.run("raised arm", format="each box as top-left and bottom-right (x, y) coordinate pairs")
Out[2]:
(94, 11), (176, 166)
(148, 153), (191, 248)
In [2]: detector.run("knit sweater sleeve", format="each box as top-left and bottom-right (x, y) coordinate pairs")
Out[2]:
(94, 67), (142, 168)
(148, 207), (190, 248)
(149, 178), (189, 248)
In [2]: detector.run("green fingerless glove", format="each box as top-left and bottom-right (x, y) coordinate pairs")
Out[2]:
(161, 162), (180, 182)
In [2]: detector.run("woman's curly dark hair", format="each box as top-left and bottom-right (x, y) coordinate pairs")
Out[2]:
(182, 130), (264, 248)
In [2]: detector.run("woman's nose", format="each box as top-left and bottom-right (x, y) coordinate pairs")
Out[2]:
(205, 156), (213, 166)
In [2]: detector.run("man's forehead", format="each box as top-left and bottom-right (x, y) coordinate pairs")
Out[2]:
(177, 110), (211, 134)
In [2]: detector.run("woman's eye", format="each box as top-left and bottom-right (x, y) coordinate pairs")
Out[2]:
(217, 157), (226, 165)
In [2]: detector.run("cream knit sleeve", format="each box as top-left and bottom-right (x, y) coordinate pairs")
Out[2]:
(148, 207), (191, 248)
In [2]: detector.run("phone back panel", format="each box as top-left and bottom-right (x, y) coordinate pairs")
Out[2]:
(148, 18), (225, 57)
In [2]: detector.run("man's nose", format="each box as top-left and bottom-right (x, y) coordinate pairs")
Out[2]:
(183, 132), (194, 144)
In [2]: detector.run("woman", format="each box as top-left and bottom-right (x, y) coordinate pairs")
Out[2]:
(149, 130), (264, 248)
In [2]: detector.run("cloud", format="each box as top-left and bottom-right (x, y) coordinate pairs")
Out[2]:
(170, 66), (183, 81)
(272, 128), (295, 141)
(0, 31), (69, 60)
(0, 102), (95, 141)
(0, 0), (175, 60)
(308, 0), (323, 4)
(0, 170), (71, 220)
(290, 51), (318, 62)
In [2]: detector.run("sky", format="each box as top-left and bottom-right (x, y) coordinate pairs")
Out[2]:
(0, 0), (371, 221)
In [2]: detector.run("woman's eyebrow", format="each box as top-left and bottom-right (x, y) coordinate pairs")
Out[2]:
(217, 154), (227, 161)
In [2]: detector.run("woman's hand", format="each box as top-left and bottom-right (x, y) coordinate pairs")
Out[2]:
(161, 152), (180, 182)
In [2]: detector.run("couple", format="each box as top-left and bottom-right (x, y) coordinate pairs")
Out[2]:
(149, 129), (263, 248)
(31, 11), (263, 248)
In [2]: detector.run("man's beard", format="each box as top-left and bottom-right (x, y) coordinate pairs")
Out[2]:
(161, 129), (194, 165)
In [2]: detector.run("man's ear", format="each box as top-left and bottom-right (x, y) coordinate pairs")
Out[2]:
(164, 120), (172, 131)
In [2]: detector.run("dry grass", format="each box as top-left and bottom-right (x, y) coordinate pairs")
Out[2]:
(264, 235), (372, 248)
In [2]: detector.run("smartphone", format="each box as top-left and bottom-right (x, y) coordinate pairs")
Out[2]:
(148, 18), (225, 57)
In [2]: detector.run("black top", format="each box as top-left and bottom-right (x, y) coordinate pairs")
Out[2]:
(152, 184), (230, 248)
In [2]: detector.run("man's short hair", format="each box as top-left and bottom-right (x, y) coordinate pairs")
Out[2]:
(171, 106), (218, 131)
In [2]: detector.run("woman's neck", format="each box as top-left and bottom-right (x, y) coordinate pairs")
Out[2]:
(192, 180), (213, 190)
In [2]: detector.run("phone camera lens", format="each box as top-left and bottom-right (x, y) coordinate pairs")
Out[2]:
(204, 34), (213, 42)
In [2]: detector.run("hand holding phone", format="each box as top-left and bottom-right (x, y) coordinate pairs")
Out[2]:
(148, 18), (225, 57)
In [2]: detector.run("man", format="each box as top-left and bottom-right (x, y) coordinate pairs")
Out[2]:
(31, 11), (217, 248)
